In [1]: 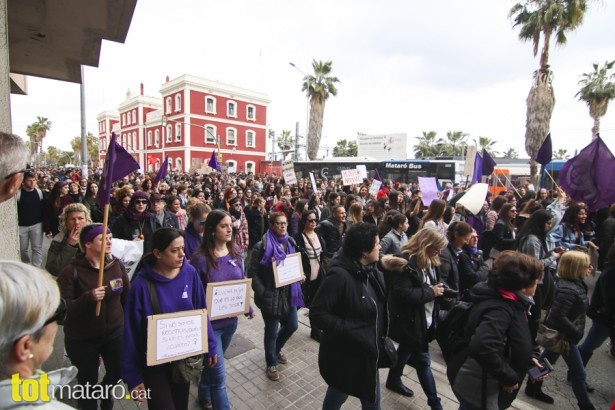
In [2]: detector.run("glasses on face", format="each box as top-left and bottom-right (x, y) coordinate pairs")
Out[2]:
(233, 203), (242, 207)
(273, 221), (288, 226)
(510, 209), (517, 213)
(306, 219), (318, 223)
(44, 298), (67, 327)
(134, 199), (148, 205)
(3, 169), (28, 180)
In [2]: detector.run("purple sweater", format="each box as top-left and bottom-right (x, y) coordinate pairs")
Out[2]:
(183, 223), (203, 260)
(190, 251), (253, 330)
(121, 258), (217, 389)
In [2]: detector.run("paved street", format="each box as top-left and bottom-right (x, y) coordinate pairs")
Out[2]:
(38, 238), (614, 409)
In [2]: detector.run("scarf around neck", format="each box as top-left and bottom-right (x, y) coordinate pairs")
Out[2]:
(259, 230), (303, 308)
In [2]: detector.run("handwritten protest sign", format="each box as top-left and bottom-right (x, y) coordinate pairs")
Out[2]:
(309, 172), (317, 192)
(356, 165), (367, 180)
(418, 177), (438, 206)
(146, 309), (208, 366)
(369, 179), (382, 196)
(205, 279), (251, 320)
(273, 252), (305, 288)
(282, 159), (297, 185)
(464, 146), (477, 177)
(341, 169), (362, 186)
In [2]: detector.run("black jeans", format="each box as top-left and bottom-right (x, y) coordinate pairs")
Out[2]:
(64, 326), (123, 410)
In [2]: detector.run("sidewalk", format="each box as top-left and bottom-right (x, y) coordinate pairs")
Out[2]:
(45, 300), (553, 410)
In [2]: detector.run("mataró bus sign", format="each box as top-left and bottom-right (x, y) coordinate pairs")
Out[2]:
(383, 162), (423, 170)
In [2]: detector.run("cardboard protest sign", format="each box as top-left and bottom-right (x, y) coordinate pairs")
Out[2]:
(206, 279), (251, 320)
(273, 253), (305, 288)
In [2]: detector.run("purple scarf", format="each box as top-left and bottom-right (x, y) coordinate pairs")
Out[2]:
(260, 230), (304, 308)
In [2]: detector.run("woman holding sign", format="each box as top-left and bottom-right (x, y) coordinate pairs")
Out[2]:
(122, 228), (218, 410)
(248, 212), (304, 382)
(190, 210), (255, 410)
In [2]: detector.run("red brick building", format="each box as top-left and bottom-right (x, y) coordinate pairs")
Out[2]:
(97, 75), (271, 174)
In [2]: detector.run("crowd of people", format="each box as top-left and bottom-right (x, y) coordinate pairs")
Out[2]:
(1, 131), (614, 410)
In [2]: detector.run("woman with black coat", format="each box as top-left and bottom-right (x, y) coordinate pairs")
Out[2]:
(491, 203), (517, 256)
(310, 223), (389, 409)
(111, 191), (156, 253)
(380, 227), (447, 410)
(452, 252), (544, 410)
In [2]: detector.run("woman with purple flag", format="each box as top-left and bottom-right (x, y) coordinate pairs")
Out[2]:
(247, 211), (303, 382)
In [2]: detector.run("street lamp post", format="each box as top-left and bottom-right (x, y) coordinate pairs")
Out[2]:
(289, 62), (310, 161)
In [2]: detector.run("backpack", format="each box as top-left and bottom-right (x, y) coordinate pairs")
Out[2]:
(436, 300), (474, 363)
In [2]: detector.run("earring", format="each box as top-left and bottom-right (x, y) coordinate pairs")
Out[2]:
(27, 353), (34, 360)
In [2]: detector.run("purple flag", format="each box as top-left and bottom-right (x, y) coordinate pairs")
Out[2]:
(374, 168), (382, 181)
(209, 150), (222, 172)
(153, 156), (169, 184)
(559, 137), (615, 212)
(471, 152), (483, 184)
(97, 133), (140, 209)
(535, 133), (553, 166)
(482, 149), (496, 176)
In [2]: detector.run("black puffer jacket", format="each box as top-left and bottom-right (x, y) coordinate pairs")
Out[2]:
(380, 254), (438, 350)
(310, 250), (388, 403)
(247, 233), (298, 318)
(546, 278), (588, 344)
(316, 217), (346, 254)
(587, 263), (615, 327)
(453, 282), (534, 410)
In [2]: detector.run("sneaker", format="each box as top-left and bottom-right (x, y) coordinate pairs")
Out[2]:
(266, 366), (280, 381)
(277, 351), (288, 364)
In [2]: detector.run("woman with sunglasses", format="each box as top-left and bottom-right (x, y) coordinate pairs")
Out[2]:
(183, 199), (212, 260)
(491, 203), (518, 258)
(0, 262), (74, 409)
(293, 210), (328, 340)
(111, 191), (157, 253)
(57, 224), (129, 410)
(190, 210), (255, 410)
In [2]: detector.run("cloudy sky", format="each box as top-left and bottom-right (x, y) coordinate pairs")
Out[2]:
(9, 0), (615, 158)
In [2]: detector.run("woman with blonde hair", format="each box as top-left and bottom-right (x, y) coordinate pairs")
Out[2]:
(0, 261), (76, 409)
(528, 250), (595, 410)
(381, 228), (447, 409)
(346, 202), (364, 228)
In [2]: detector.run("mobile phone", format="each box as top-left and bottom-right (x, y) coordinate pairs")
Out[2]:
(528, 358), (554, 381)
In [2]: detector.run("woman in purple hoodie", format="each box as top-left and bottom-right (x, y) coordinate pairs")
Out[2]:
(121, 228), (217, 410)
(190, 210), (255, 410)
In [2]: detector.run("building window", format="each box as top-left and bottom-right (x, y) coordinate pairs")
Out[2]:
(132, 109), (137, 124)
(205, 125), (216, 144)
(176, 157), (183, 171)
(175, 124), (182, 142)
(147, 131), (152, 146)
(155, 130), (160, 147)
(245, 161), (255, 174)
(226, 128), (236, 146)
(122, 114), (126, 126)
(227, 101), (236, 118)
(246, 130), (255, 148)
(132, 132), (137, 149)
(175, 94), (181, 112)
(205, 97), (216, 114)
(166, 125), (172, 143)
(127, 111), (132, 125)
(227, 160), (236, 172)
(246, 105), (256, 121)
(166, 97), (172, 114)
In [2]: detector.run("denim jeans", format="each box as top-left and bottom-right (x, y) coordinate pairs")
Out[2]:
(19, 222), (43, 267)
(541, 344), (593, 408)
(261, 307), (298, 366)
(198, 321), (237, 410)
(322, 373), (381, 410)
(579, 321), (615, 364)
(388, 344), (442, 410)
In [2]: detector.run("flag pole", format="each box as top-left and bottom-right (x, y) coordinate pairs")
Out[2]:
(494, 166), (520, 197)
(95, 203), (110, 316)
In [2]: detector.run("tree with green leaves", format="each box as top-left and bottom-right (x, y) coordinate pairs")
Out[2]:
(302, 60), (340, 160)
(413, 131), (440, 158)
(445, 131), (468, 156)
(276, 130), (295, 159)
(553, 148), (570, 159)
(502, 148), (520, 159)
(332, 139), (358, 157)
(576, 60), (615, 140)
(477, 136), (499, 156)
(509, 0), (588, 179)
(70, 132), (99, 165)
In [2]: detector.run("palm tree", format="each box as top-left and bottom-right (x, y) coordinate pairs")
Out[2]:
(70, 136), (82, 163)
(576, 60), (615, 140)
(32, 116), (52, 154)
(509, 0), (587, 179)
(413, 131), (439, 158)
(553, 148), (570, 159)
(303, 60), (340, 160)
(276, 130), (294, 159)
(445, 131), (468, 156)
(332, 139), (358, 157)
(25, 123), (38, 156)
(477, 136), (499, 156)
(502, 148), (520, 159)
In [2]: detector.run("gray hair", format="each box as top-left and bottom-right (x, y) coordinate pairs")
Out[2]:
(58, 202), (92, 232)
(0, 132), (29, 180)
(0, 261), (60, 378)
